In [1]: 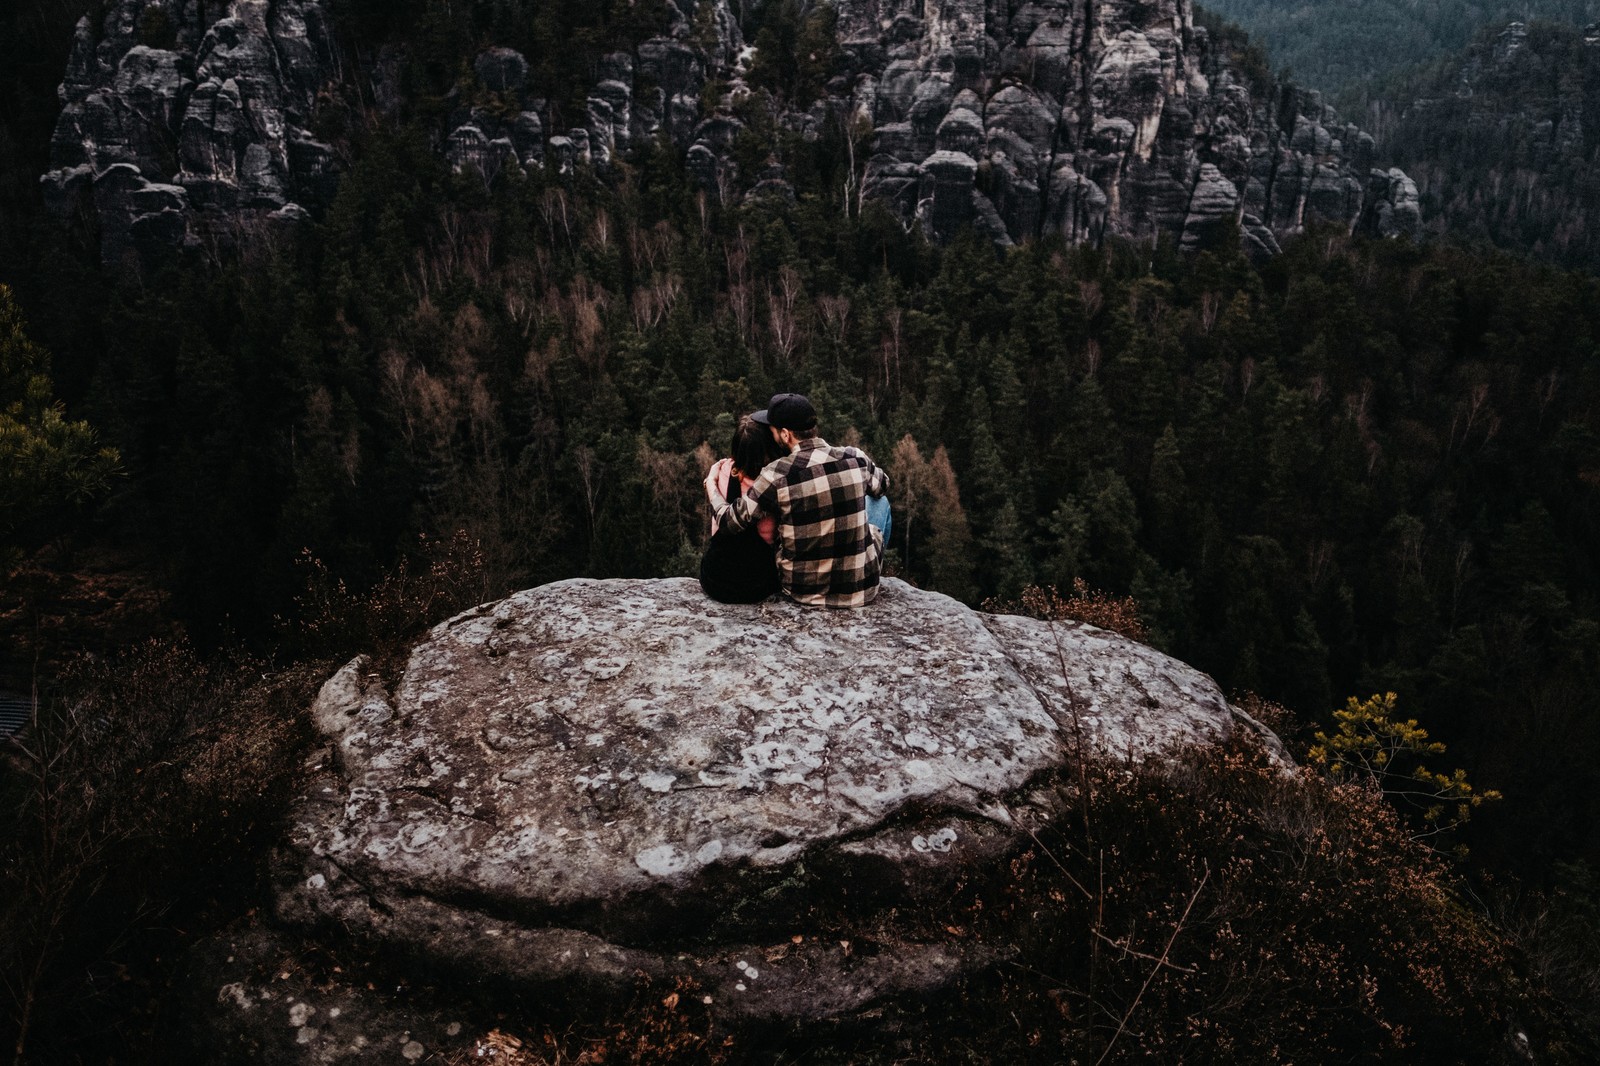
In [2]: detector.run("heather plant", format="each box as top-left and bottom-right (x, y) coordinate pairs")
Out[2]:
(279, 528), (493, 670)
(415, 737), (1556, 1064)
(983, 579), (1150, 643)
(1231, 689), (1309, 754)
(957, 740), (1545, 1062)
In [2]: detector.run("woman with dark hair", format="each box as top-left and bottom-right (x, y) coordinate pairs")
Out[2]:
(699, 416), (783, 603)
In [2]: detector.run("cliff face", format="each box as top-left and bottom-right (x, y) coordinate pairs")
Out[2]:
(820, 0), (1417, 253)
(43, 0), (1415, 264)
(42, 0), (343, 265)
(40, 0), (745, 264)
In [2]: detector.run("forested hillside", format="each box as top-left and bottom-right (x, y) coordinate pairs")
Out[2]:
(1355, 20), (1600, 272)
(2, 0), (1600, 1060)
(1197, 0), (1599, 103)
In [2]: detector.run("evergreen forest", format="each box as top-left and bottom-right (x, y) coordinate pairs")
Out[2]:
(3, 0), (1600, 1061)
(1355, 18), (1600, 273)
(1197, 0), (1600, 104)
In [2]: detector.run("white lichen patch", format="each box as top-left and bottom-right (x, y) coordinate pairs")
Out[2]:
(288, 1001), (315, 1027)
(639, 770), (677, 793)
(635, 844), (690, 878)
(218, 983), (252, 1010)
(396, 820), (450, 853)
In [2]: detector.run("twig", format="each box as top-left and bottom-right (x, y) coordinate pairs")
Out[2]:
(1021, 824), (1092, 900)
(1094, 863), (1210, 1065)
(990, 795), (1092, 900)
(1092, 929), (1197, 974)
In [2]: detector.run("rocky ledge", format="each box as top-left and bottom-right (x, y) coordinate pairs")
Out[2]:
(186, 577), (1279, 1061)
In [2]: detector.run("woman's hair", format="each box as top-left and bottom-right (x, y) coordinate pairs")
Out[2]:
(731, 415), (783, 480)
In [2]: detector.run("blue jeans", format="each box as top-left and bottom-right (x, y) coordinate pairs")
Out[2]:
(866, 494), (892, 544)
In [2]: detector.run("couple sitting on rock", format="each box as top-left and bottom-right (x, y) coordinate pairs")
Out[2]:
(700, 392), (891, 608)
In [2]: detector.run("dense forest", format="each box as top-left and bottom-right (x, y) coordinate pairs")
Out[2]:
(3, 0), (1600, 1060)
(1196, 0), (1600, 104)
(1349, 19), (1600, 273)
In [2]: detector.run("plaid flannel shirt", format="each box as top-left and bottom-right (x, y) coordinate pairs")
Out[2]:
(713, 438), (889, 608)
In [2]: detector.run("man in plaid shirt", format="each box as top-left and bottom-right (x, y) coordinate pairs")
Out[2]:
(703, 393), (890, 608)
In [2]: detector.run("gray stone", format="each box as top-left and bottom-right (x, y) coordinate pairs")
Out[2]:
(1180, 163), (1239, 248)
(589, 76), (634, 160)
(43, 0), (341, 265)
(1362, 167), (1421, 239)
(985, 84), (1057, 181)
(636, 38), (707, 143)
(936, 106), (985, 154)
(546, 135), (578, 175)
(249, 576), (1276, 1042)
(921, 149), (980, 239)
(474, 47), (529, 92)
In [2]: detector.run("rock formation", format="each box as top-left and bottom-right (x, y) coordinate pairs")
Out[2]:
(185, 577), (1281, 1061)
(817, 0), (1416, 252)
(44, 0), (1415, 265)
(43, 0), (343, 265)
(42, 0), (743, 265)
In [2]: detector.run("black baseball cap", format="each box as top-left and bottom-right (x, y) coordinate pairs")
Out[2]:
(751, 393), (816, 430)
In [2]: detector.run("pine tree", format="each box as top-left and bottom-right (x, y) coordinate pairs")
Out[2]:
(1146, 424), (1188, 565)
(0, 285), (119, 564)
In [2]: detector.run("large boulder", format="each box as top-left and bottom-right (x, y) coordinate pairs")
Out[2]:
(190, 577), (1280, 1060)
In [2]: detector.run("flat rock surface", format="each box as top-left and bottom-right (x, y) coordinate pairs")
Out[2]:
(266, 577), (1264, 1031)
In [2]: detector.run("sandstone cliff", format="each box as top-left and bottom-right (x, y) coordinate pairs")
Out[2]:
(42, 0), (342, 265)
(43, 0), (1417, 264)
(185, 577), (1281, 1060)
(816, 0), (1418, 252)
